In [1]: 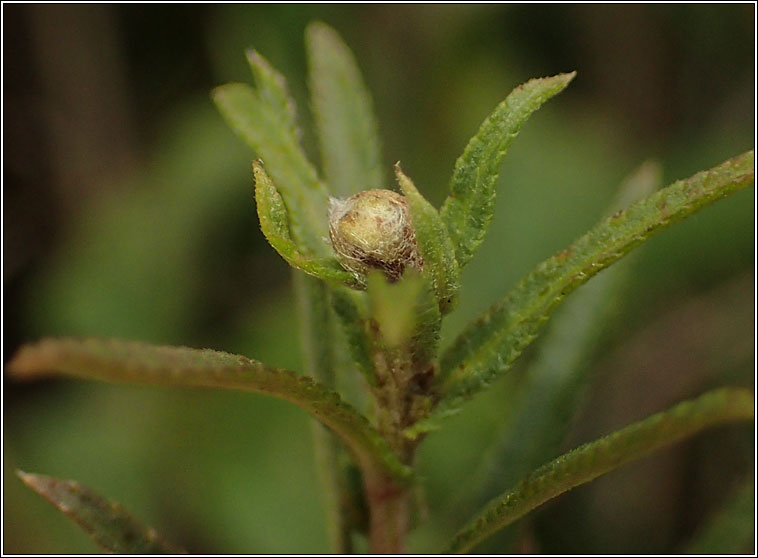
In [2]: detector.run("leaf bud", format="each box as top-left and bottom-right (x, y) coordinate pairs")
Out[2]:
(328, 189), (422, 283)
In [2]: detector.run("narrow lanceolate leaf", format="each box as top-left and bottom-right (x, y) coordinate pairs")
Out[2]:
(367, 270), (425, 348)
(410, 273), (444, 370)
(246, 50), (299, 138)
(463, 265), (629, 521)
(7, 338), (411, 483)
(293, 272), (354, 553)
(395, 164), (460, 314)
(294, 273), (338, 389)
(306, 21), (384, 197)
(367, 270), (441, 370)
(330, 286), (378, 386)
(461, 161), (661, 517)
(684, 479), (755, 554)
(446, 388), (755, 554)
(17, 470), (182, 554)
(254, 160), (358, 287)
(212, 51), (329, 256)
(407, 150), (754, 437)
(440, 72), (576, 268)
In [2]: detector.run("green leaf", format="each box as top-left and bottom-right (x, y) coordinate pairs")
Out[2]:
(364, 269), (441, 438)
(367, 270), (425, 348)
(7, 337), (412, 484)
(253, 160), (358, 287)
(407, 150), (754, 437)
(445, 388), (754, 554)
(440, 72), (576, 268)
(294, 273), (338, 389)
(309, 423), (355, 553)
(366, 270), (441, 367)
(293, 272), (354, 552)
(460, 161), (661, 518)
(296, 275), (374, 547)
(409, 274), (444, 371)
(394, 164), (460, 314)
(330, 286), (378, 387)
(306, 21), (384, 197)
(246, 49), (300, 138)
(16, 470), (182, 554)
(212, 51), (329, 256)
(684, 479), (755, 554)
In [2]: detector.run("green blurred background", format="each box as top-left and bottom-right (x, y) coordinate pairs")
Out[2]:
(3, 4), (754, 554)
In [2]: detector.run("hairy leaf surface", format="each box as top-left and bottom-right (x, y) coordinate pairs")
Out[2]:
(367, 270), (441, 371)
(440, 72), (576, 268)
(330, 286), (378, 386)
(446, 388), (754, 553)
(17, 471), (182, 554)
(254, 160), (358, 286)
(395, 164), (460, 314)
(461, 161), (661, 520)
(408, 150), (754, 437)
(212, 51), (329, 256)
(306, 21), (384, 197)
(8, 338), (411, 483)
(294, 272), (355, 552)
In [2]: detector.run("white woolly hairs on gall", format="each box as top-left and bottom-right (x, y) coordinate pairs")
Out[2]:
(328, 189), (422, 283)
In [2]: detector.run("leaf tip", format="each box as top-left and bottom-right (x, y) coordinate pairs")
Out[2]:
(551, 70), (577, 90)
(305, 20), (342, 47)
(392, 161), (411, 184)
(209, 82), (248, 112)
(392, 162), (414, 192)
(15, 469), (32, 483)
(305, 19), (330, 36)
(16, 470), (59, 499)
(245, 49), (283, 89)
(209, 85), (222, 101)
(6, 343), (40, 379)
(252, 159), (274, 192)
(245, 48), (262, 66)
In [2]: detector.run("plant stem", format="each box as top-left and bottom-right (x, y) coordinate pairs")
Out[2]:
(365, 473), (411, 553)
(364, 340), (432, 553)
(364, 433), (415, 553)
(364, 441), (415, 553)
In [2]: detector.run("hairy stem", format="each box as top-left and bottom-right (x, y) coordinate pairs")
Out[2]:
(365, 473), (412, 553)
(365, 336), (432, 552)
(367, 354), (415, 553)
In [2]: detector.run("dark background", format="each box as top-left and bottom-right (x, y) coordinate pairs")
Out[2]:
(3, 4), (754, 553)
